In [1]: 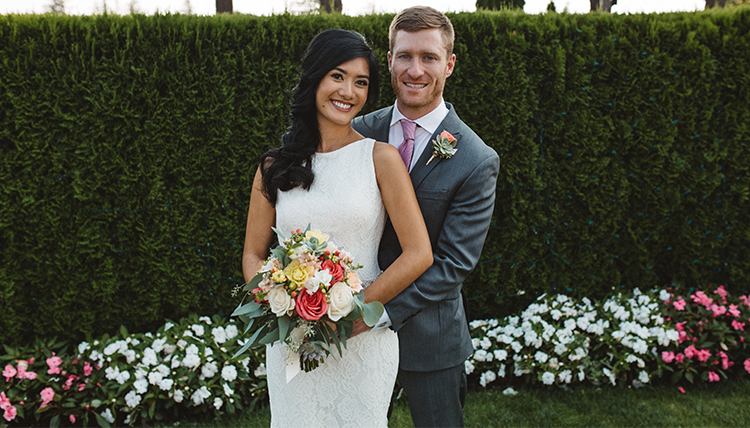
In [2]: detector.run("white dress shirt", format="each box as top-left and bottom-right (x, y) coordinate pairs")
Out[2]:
(372, 99), (450, 329)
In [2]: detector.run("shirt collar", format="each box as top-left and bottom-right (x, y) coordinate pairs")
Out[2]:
(389, 98), (449, 136)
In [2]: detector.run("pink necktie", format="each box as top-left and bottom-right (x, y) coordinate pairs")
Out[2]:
(399, 119), (416, 169)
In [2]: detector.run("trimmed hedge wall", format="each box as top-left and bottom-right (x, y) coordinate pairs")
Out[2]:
(1, 9), (749, 346)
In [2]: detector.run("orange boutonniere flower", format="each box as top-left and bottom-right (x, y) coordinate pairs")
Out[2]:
(426, 130), (458, 165)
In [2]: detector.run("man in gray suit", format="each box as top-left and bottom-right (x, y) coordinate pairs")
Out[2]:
(352, 6), (500, 427)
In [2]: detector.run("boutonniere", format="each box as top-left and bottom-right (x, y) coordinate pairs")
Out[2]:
(426, 130), (458, 165)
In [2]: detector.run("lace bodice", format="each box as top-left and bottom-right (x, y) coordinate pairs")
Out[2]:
(275, 138), (386, 284)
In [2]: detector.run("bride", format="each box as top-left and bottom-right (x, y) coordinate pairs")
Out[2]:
(241, 29), (432, 427)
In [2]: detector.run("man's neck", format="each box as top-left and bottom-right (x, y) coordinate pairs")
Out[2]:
(395, 98), (445, 121)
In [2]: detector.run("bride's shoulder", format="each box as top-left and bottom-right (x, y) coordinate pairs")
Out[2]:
(372, 141), (403, 169)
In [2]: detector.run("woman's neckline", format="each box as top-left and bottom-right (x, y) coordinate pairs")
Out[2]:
(315, 138), (368, 155)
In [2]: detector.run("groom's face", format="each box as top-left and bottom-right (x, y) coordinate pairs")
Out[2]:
(388, 28), (455, 120)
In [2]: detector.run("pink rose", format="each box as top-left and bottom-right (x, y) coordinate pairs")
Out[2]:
(675, 353), (685, 363)
(732, 320), (745, 331)
(70, 415), (76, 424)
(696, 349), (711, 362)
(295, 289), (329, 321)
(740, 295), (750, 306)
(83, 362), (93, 376)
(661, 351), (675, 363)
(744, 358), (750, 374)
(0, 392), (10, 409)
(321, 259), (344, 283)
(673, 297), (686, 311)
(708, 371), (720, 382)
(678, 386), (686, 394)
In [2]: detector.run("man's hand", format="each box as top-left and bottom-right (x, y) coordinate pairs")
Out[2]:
(349, 318), (373, 338)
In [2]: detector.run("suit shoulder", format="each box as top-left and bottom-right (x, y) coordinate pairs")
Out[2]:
(353, 107), (391, 128)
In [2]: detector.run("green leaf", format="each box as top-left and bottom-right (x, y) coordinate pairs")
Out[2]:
(270, 247), (291, 266)
(337, 321), (349, 349)
(119, 325), (129, 339)
(685, 371), (694, 383)
(94, 412), (112, 428)
(271, 226), (287, 242)
(50, 415), (60, 428)
(278, 315), (291, 343)
(232, 301), (262, 317)
(258, 326), (280, 345)
(325, 323), (343, 357)
(354, 293), (384, 327)
(242, 274), (263, 292)
(671, 370), (683, 384)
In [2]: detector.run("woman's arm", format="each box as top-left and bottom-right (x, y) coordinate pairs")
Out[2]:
(242, 166), (277, 283)
(363, 142), (433, 305)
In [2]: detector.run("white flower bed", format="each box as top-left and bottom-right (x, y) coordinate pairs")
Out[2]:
(467, 289), (680, 388)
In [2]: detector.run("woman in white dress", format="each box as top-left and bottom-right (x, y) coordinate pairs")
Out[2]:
(241, 30), (432, 427)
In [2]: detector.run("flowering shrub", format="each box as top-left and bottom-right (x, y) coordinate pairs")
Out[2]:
(658, 285), (750, 384)
(0, 314), (265, 427)
(466, 289), (680, 388)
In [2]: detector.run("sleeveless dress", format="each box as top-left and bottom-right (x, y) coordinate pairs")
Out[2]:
(267, 138), (399, 428)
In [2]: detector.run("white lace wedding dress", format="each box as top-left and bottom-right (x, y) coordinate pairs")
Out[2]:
(267, 138), (398, 428)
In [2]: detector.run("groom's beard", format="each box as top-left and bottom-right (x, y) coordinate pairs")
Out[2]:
(391, 73), (446, 112)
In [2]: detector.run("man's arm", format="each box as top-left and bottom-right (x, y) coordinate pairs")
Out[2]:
(386, 151), (500, 331)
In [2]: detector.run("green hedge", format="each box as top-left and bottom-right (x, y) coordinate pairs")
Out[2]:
(1, 9), (749, 346)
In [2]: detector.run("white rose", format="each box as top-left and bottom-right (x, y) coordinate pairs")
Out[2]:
(327, 282), (355, 321)
(267, 286), (295, 316)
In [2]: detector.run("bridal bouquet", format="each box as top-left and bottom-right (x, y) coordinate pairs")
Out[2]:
(232, 226), (384, 372)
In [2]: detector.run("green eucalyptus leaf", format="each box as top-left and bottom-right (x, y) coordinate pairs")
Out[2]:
(326, 323), (343, 357)
(271, 247), (287, 263)
(232, 301), (262, 317)
(356, 297), (384, 327)
(242, 274), (263, 292)
(272, 226), (287, 242)
(259, 326), (280, 345)
(278, 315), (291, 343)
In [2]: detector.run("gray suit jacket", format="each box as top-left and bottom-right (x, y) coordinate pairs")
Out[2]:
(353, 103), (500, 372)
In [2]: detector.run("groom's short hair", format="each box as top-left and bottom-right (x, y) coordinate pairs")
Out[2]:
(389, 6), (455, 57)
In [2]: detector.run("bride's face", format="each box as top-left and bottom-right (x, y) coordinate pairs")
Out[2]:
(316, 57), (370, 128)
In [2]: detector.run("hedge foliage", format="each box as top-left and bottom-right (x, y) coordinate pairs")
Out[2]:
(1, 8), (749, 346)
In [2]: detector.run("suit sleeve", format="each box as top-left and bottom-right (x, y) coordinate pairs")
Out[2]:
(385, 150), (500, 331)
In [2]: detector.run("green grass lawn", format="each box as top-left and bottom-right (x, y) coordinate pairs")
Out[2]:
(160, 379), (750, 427)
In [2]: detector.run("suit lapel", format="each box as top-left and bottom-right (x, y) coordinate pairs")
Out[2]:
(409, 103), (462, 188)
(370, 106), (393, 143)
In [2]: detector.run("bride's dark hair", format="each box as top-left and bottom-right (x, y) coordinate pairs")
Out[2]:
(260, 29), (380, 205)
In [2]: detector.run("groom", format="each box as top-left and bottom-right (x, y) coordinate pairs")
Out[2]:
(352, 6), (500, 427)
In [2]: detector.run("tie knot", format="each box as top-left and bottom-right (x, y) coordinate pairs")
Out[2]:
(400, 119), (417, 141)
